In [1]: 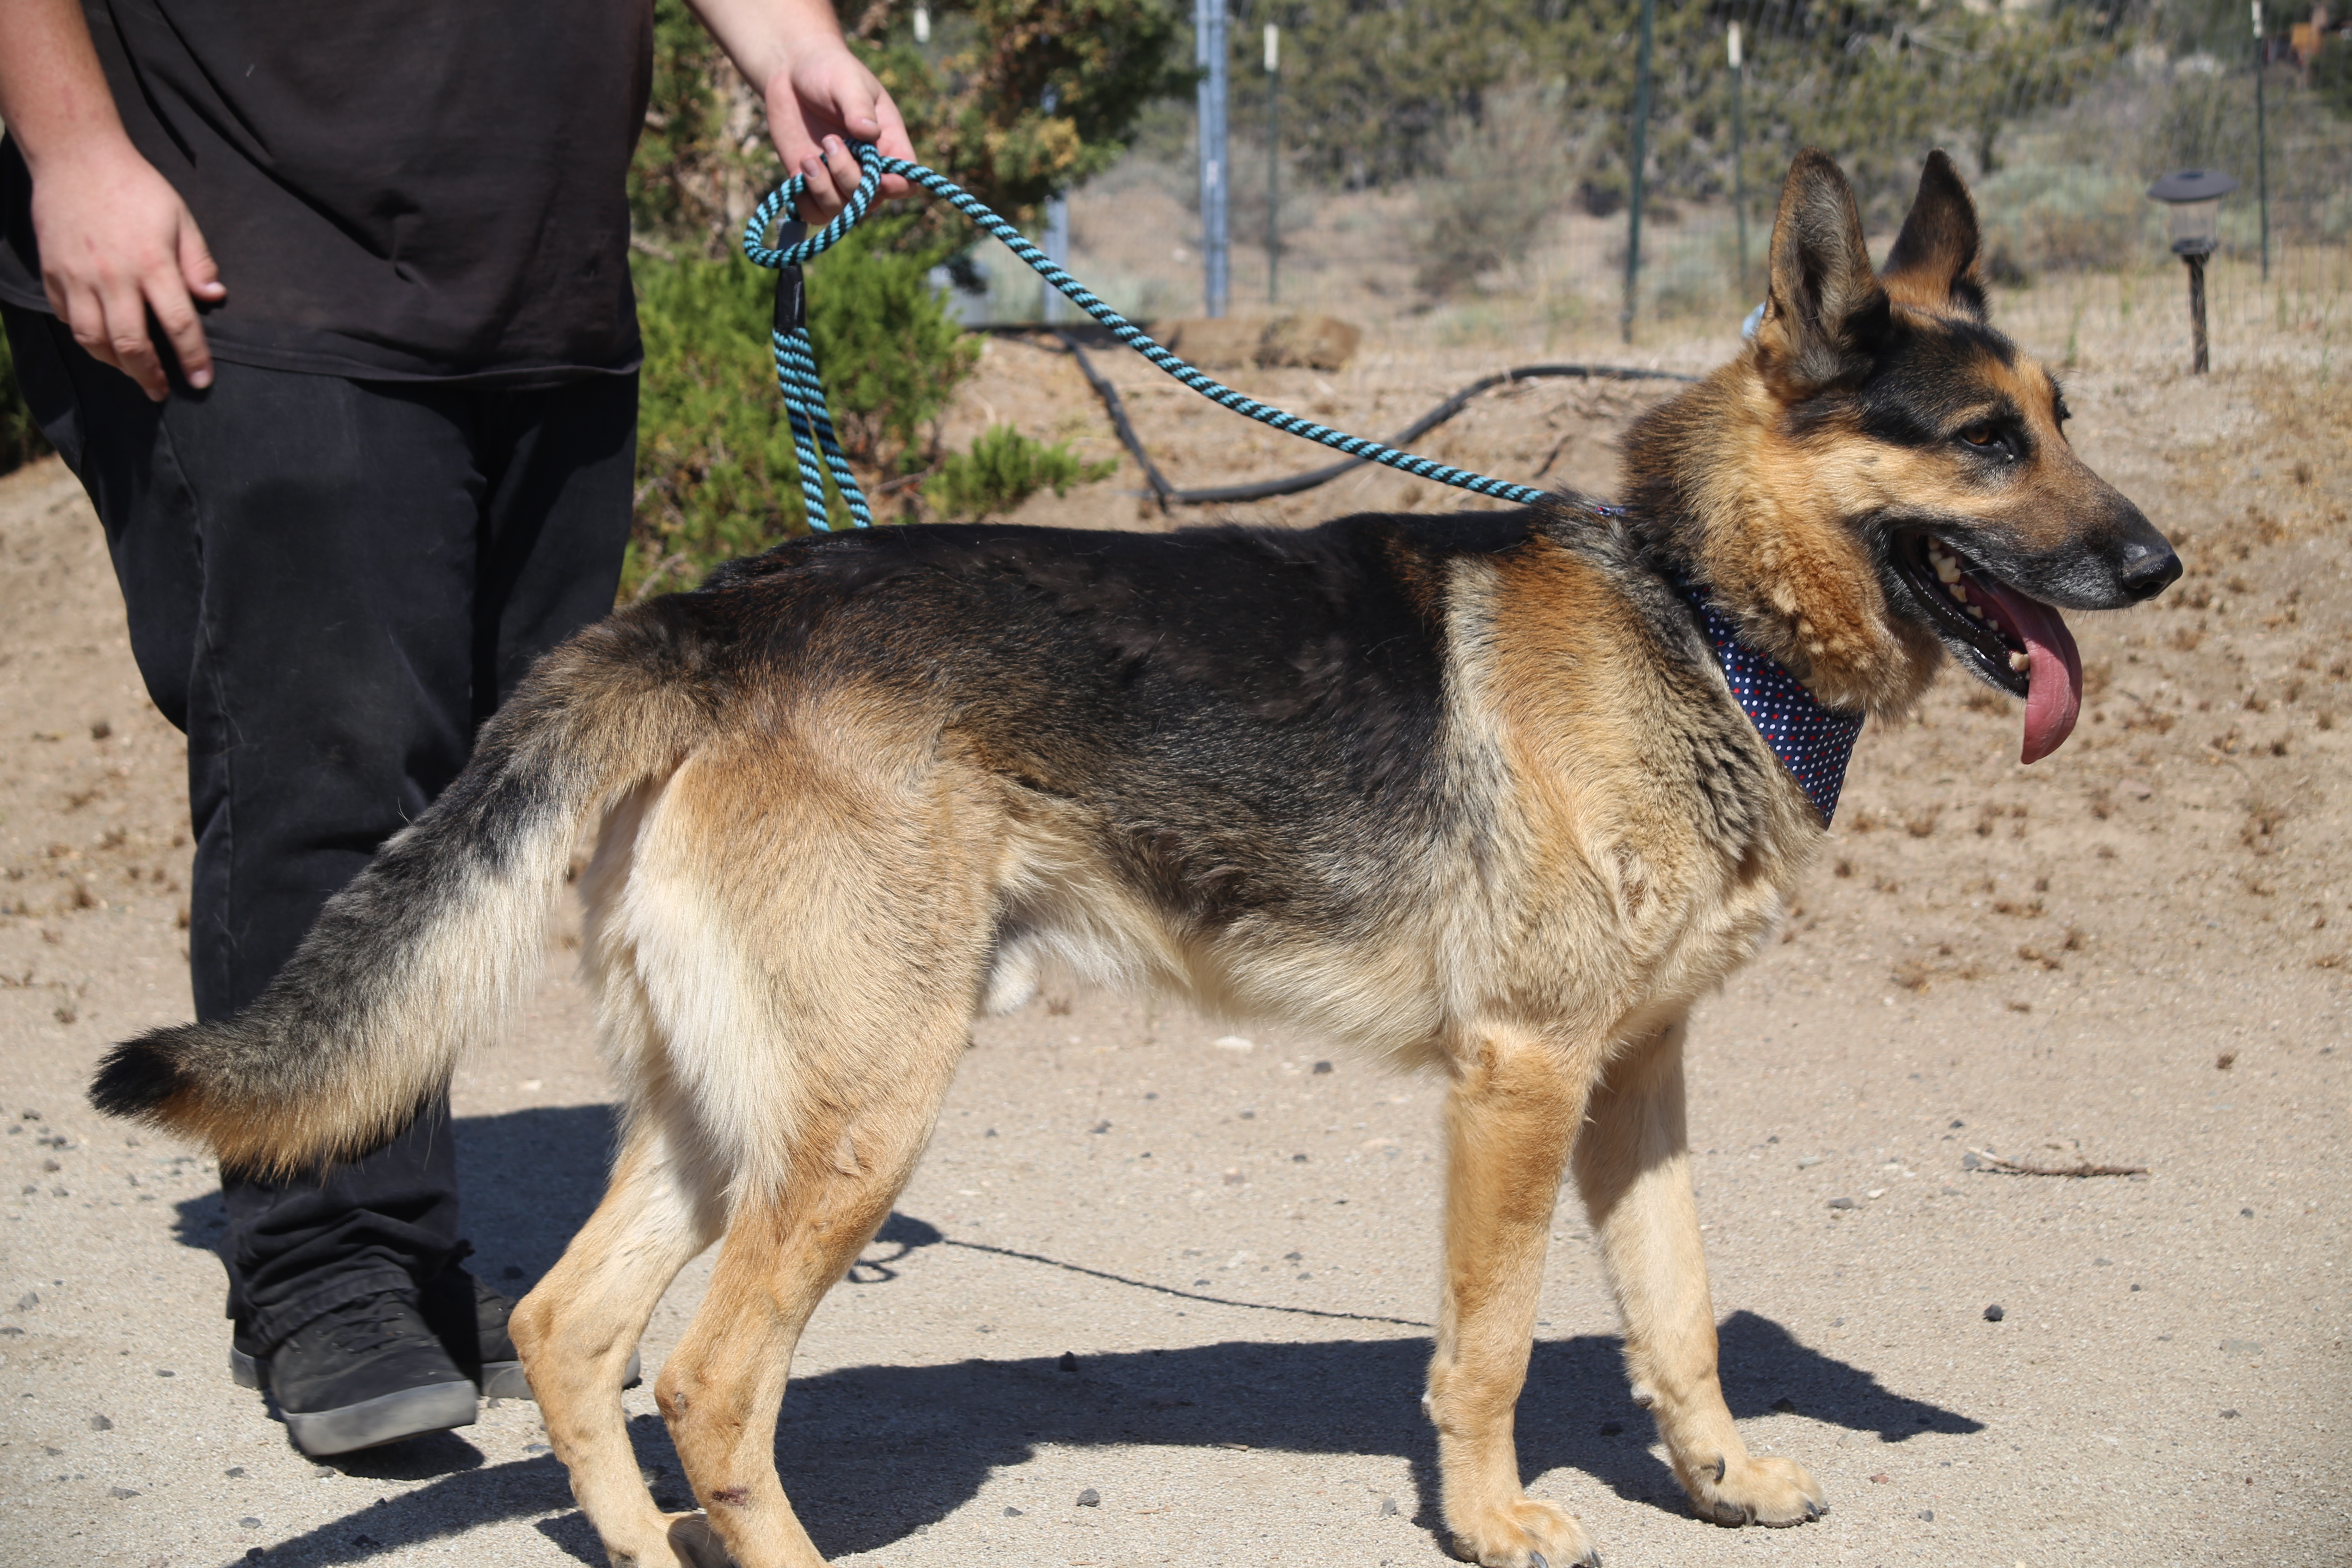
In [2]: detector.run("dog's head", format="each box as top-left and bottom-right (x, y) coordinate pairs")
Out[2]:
(1625, 149), (2178, 763)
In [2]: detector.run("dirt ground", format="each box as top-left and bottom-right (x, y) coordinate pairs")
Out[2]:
(3, 264), (2350, 1568)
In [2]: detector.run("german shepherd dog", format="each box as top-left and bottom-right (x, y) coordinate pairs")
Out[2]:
(92, 150), (2176, 1567)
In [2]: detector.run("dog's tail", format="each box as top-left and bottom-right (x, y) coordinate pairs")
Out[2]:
(89, 610), (723, 1176)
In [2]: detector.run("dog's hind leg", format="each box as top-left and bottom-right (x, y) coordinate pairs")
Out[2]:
(653, 1019), (968, 1568)
(1427, 1026), (1601, 1568)
(1571, 1016), (1825, 1528)
(510, 1090), (728, 1568)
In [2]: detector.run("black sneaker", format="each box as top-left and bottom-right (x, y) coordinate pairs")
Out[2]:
(420, 1267), (530, 1400)
(235, 1291), (476, 1457)
(417, 1267), (643, 1401)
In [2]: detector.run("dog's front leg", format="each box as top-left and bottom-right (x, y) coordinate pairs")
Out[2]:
(1427, 1026), (1599, 1568)
(1571, 1016), (1825, 1527)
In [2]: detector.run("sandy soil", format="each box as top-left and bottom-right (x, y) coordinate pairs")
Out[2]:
(2, 280), (2349, 1567)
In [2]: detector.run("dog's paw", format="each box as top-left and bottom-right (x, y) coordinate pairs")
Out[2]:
(1684, 1452), (1826, 1528)
(1448, 1495), (1600, 1567)
(660, 1511), (737, 1568)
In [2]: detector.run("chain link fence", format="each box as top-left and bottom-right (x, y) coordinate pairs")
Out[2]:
(1081, 1), (2351, 358)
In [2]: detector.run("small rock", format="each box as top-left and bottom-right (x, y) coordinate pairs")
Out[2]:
(1075, 1487), (1100, 1507)
(1090, 1121), (1111, 1134)
(2221, 1338), (2263, 1356)
(1378, 1495), (1400, 1516)
(1210, 1035), (1254, 1054)
(524, 1443), (552, 1456)
(2220, 1409), (2240, 1419)
(109, 1486), (139, 1499)
(2093, 1257), (2113, 1267)
(40, 1159), (59, 1173)
(90, 1415), (112, 1431)
(15, 1292), (37, 1311)
(1057, 1351), (1078, 1373)
(1870, 1473), (1890, 1484)
(1771, 1397), (1796, 1413)
(1291, 1152), (1308, 1162)
(1960, 1151), (1983, 1170)
(312, 1465), (336, 1478)
(1983, 1304), (2005, 1322)
(1826, 1197), (1857, 1211)
(155, 1369), (174, 1377)
(501, 1265), (524, 1280)
(247, 1550), (266, 1562)
(1949, 1119), (1964, 1129)
(239, 1516), (261, 1528)
(1917, 1509), (1935, 1521)
(2131, 1283), (2142, 1291)
(1796, 1155), (1823, 1169)
(1312, 1061), (1332, 1074)
(2241, 1207), (2255, 1218)
(224, 1467), (245, 1477)
(1598, 1421), (1623, 1436)
(1003, 1505), (1023, 1516)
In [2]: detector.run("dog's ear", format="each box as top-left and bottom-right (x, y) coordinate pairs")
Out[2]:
(1882, 149), (1988, 318)
(1755, 150), (1889, 396)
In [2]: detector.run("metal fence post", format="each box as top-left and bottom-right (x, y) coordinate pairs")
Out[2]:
(1196, 0), (1230, 318)
(1042, 87), (1069, 324)
(1265, 22), (1280, 306)
(1621, 0), (1655, 345)
(1729, 21), (1747, 298)
(2253, 0), (2270, 282)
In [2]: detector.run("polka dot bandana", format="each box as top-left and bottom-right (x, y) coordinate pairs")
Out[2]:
(1677, 580), (1865, 824)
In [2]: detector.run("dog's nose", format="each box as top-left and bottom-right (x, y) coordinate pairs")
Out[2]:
(2118, 538), (2181, 602)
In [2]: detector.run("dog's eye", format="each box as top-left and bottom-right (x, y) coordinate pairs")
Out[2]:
(1959, 426), (1997, 447)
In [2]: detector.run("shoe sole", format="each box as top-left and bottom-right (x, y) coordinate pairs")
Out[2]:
(237, 1347), (641, 1402)
(283, 1378), (480, 1457)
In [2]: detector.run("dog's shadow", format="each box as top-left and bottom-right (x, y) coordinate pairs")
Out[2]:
(177, 1109), (1984, 1565)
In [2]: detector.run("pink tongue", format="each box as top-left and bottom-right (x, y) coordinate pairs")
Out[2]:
(1969, 577), (2082, 764)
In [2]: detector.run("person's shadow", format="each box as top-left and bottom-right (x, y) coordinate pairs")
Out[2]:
(175, 1108), (1984, 1566)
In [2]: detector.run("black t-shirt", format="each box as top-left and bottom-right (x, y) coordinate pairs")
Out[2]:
(0, 0), (653, 383)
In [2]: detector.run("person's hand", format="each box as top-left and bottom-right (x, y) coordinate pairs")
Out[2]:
(764, 40), (915, 220)
(31, 139), (222, 400)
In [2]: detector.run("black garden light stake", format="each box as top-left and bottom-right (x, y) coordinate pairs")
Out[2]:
(2147, 169), (2237, 375)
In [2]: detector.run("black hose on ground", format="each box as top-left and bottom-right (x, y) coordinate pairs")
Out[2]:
(1038, 331), (1695, 509)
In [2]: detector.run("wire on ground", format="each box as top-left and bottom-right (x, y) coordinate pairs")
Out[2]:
(1035, 331), (1694, 511)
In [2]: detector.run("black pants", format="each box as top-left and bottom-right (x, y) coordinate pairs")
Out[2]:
(5, 306), (636, 1348)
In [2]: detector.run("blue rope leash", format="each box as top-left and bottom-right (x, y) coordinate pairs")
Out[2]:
(742, 142), (1553, 531)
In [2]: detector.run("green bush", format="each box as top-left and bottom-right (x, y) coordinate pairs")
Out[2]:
(0, 327), (53, 476)
(2317, 39), (2352, 120)
(1976, 165), (2158, 277)
(625, 220), (980, 598)
(924, 423), (1114, 521)
(1412, 86), (1577, 295)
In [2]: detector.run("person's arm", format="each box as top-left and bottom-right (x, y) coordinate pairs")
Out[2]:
(684, 0), (917, 217)
(0, 0), (222, 398)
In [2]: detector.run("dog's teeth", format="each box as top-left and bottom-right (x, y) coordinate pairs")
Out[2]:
(1948, 584), (1968, 604)
(2009, 650), (2031, 673)
(1967, 606), (1984, 620)
(1934, 559), (1962, 584)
